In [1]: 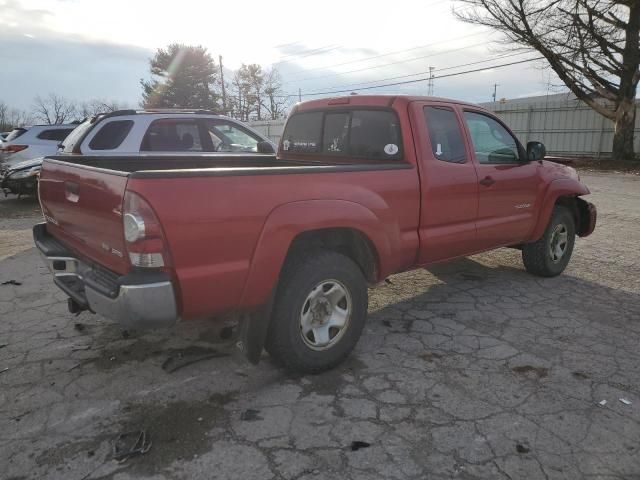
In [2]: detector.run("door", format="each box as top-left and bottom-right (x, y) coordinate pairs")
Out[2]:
(411, 102), (479, 264)
(462, 110), (542, 249)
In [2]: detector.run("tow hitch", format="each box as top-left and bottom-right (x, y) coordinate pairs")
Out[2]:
(67, 298), (89, 315)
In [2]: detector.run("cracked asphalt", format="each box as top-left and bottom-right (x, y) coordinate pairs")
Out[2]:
(1, 172), (639, 480)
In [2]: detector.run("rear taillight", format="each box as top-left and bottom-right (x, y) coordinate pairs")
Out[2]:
(123, 191), (171, 268)
(1, 144), (28, 153)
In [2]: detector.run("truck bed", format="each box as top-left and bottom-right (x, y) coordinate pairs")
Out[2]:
(46, 154), (411, 178)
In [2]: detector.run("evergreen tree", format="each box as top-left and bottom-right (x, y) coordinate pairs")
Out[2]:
(141, 44), (220, 111)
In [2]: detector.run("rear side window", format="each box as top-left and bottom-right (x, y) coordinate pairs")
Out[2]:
(423, 106), (466, 163)
(5, 128), (27, 142)
(141, 119), (203, 152)
(88, 120), (133, 150)
(282, 109), (402, 160)
(37, 128), (74, 141)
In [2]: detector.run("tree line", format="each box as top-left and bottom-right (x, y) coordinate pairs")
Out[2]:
(2, 3), (638, 161)
(0, 95), (129, 131)
(1, 43), (289, 132)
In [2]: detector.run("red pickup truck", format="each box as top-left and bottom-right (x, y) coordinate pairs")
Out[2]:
(34, 95), (596, 373)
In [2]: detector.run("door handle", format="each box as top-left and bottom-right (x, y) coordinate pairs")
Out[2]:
(479, 176), (495, 187)
(65, 181), (79, 203)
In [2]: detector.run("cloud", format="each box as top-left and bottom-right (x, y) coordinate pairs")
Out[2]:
(0, 0), (561, 111)
(0, 30), (152, 109)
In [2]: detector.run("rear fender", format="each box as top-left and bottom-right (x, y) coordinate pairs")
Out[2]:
(530, 178), (590, 241)
(240, 199), (394, 308)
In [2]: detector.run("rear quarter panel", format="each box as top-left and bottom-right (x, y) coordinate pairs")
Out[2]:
(126, 167), (420, 319)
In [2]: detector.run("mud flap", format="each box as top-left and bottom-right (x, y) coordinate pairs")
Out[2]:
(236, 294), (275, 365)
(576, 197), (597, 237)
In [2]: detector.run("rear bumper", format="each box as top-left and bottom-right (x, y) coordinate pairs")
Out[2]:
(33, 223), (178, 329)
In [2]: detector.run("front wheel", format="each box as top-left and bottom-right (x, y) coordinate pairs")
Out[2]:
(265, 250), (368, 373)
(522, 205), (575, 277)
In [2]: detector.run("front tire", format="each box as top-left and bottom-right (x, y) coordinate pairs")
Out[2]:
(265, 250), (368, 374)
(522, 205), (575, 277)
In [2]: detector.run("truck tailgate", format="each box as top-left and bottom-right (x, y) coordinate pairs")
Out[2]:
(38, 160), (130, 274)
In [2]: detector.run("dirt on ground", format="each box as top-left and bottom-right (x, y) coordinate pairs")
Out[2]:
(0, 195), (41, 261)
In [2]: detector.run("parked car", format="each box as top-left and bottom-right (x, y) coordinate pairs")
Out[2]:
(0, 124), (76, 166)
(34, 95), (596, 373)
(1, 157), (42, 197)
(2, 111), (275, 196)
(1, 124), (77, 196)
(55, 109), (276, 156)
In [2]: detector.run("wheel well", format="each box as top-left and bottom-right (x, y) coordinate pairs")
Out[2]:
(287, 228), (379, 283)
(555, 196), (579, 222)
(556, 195), (591, 237)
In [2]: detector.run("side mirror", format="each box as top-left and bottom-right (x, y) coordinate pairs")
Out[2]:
(257, 140), (275, 154)
(527, 141), (546, 161)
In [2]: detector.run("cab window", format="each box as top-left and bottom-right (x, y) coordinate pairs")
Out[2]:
(463, 111), (520, 164)
(282, 109), (402, 160)
(281, 112), (322, 154)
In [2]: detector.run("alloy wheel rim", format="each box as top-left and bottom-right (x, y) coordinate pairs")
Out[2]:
(299, 279), (352, 351)
(549, 223), (568, 263)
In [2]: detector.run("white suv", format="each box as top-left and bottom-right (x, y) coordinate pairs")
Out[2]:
(1, 111), (276, 196)
(59, 110), (276, 156)
(0, 124), (76, 167)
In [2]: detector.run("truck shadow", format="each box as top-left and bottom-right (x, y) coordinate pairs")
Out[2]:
(62, 252), (640, 377)
(361, 253), (640, 376)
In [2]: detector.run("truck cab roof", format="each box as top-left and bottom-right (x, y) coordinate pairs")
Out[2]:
(294, 95), (489, 113)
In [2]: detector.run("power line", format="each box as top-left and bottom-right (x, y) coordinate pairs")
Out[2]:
(283, 31), (489, 82)
(287, 41), (497, 85)
(274, 44), (343, 64)
(284, 56), (544, 98)
(303, 50), (531, 94)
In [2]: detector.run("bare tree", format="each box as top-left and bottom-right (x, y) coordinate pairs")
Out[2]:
(230, 65), (256, 121)
(78, 99), (130, 118)
(32, 93), (78, 124)
(262, 68), (289, 120)
(456, 0), (639, 160)
(0, 101), (8, 130)
(0, 101), (33, 130)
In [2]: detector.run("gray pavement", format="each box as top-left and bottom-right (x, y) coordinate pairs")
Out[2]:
(1, 172), (639, 480)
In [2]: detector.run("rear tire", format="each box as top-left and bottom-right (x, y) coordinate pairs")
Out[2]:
(522, 205), (575, 277)
(265, 250), (368, 374)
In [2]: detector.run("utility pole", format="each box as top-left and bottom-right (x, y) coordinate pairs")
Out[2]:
(298, 88), (302, 103)
(492, 83), (499, 103)
(427, 67), (435, 96)
(219, 55), (227, 115)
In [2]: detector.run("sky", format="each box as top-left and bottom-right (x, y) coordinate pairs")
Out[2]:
(0, 0), (564, 112)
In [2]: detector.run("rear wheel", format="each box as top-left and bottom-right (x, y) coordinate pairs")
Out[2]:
(522, 205), (575, 277)
(265, 250), (368, 373)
